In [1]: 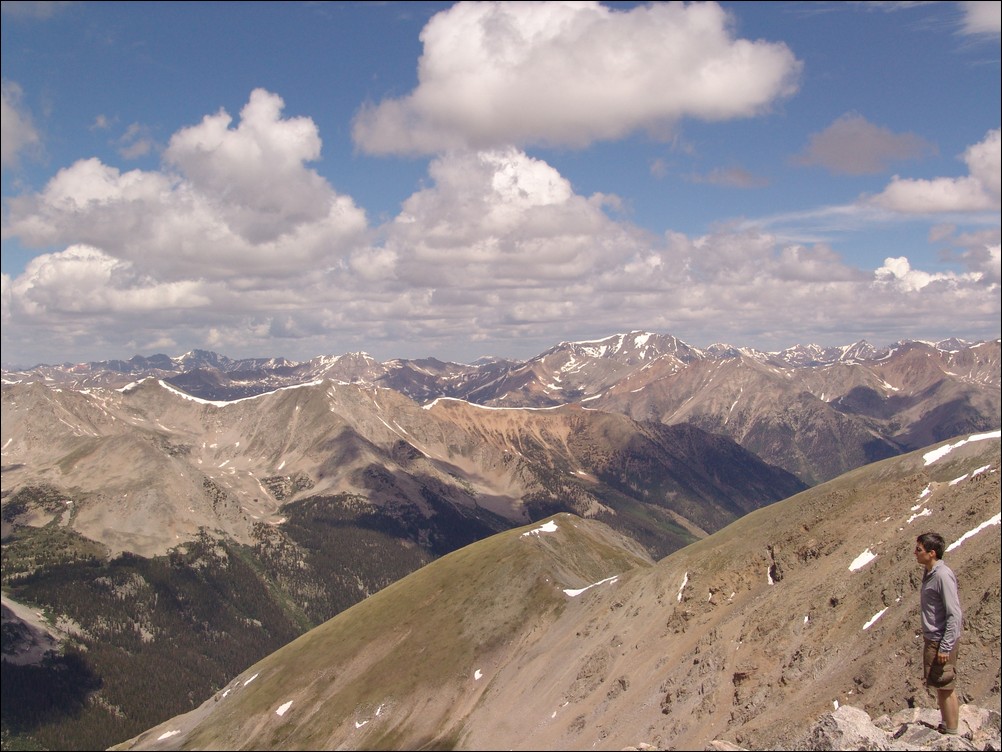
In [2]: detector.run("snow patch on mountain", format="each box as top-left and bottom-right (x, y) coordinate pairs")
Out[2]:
(923, 430), (1001, 465)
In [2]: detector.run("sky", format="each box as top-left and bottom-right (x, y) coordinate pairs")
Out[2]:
(1, 1), (1000, 368)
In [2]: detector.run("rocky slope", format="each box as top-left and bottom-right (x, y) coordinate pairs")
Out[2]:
(2, 331), (998, 750)
(5, 333), (998, 486)
(1, 377), (803, 559)
(777, 703), (1001, 751)
(108, 431), (1000, 751)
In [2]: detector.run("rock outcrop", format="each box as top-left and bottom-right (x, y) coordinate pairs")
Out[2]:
(693, 703), (1002, 751)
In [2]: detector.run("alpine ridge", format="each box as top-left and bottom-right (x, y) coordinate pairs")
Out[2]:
(2, 375), (804, 559)
(107, 431), (1001, 751)
(4, 332), (998, 485)
(1, 331), (999, 750)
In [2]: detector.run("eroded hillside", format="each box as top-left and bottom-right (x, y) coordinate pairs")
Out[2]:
(109, 432), (1000, 751)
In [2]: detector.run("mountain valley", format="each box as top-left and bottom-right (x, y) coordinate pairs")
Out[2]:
(109, 431), (1001, 751)
(1, 331), (999, 750)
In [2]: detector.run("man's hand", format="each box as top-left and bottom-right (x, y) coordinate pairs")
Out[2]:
(936, 652), (950, 664)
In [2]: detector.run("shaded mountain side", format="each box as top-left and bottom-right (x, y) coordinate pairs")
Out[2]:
(0, 493), (448, 751)
(109, 431), (1000, 752)
(2, 379), (801, 561)
(1, 378), (801, 750)
(884, 378), (1002, 452)
(595, 355), (907, 485)
(466, 336), (1000, 485)
(530, 339), (995, 488)
(418, 399), (806, 558)
(569, 418), (807, 534)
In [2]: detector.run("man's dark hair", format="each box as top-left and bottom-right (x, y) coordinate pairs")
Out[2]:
(917, 532), (946, 560)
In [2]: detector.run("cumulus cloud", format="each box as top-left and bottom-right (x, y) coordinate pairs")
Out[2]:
(335, 148), (996, 352)
(794, 113), (935, 175)
(383, 147), (643, 288)
(6, 245), (213, 316)
(375, 148), (661, 339)
(3, 89), (369, 280)
(869, 128), (1001, 213)
(2, 94), (998, 365)
(979, 244), (1002, 284)
(874, 255), (986, 292)
(931, 225), (1002, 284)
(1, 80), (41, 169)
(962, 238), (1002, 282)
(163, 90), (342, 241)
(352, 1), (801, 154)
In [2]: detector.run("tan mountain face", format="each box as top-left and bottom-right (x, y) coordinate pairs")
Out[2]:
(109, 434), (1001, 751)
(6, 336), (998, 490)
(2, 377), (802, 559)
(2, 334), (998, 751)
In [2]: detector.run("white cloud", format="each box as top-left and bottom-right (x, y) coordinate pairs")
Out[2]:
(361, 149), (997, 351)
(383, 147), (647, 290)
(353, 1), (801, 154)
(929, 226), (1002, 284)
(794, 113), (935, 175)
(6, 245), (213, 316)
(959, 1), (1001, 36)
(3, 89), (369, 280)
(164, 89), (345, 243)
(2, 98), (998, 365)
(1, 79), (41, 169)
(874, 256), (985, 292)
(967, 242), (1002, 284)
(869, 128), (1001, 213)
(873, 176), (995, 213)
(964, 128), (1002, 198)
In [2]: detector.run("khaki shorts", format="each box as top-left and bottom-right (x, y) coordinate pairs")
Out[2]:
(924, 638), (958, 691)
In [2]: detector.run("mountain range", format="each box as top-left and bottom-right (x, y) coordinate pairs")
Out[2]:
(1, 331), (999, 750)
(5, 332), (999, 487)
(108, 430), (1001, 751)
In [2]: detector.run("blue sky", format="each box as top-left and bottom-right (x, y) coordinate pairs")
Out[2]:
(2, 1), (999, 367)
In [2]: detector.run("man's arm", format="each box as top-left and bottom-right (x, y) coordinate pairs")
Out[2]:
(938, 569), (963, 658)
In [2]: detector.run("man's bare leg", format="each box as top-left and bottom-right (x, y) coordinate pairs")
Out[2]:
(937, 688), (959, 732)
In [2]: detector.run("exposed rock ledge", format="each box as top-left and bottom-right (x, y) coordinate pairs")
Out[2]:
(624, 703), (1001, 751)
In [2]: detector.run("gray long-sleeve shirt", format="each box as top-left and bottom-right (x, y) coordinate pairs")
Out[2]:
(920, 559), (963, 653)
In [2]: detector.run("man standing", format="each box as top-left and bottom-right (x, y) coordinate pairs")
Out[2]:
(914, 532), (963, 735)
